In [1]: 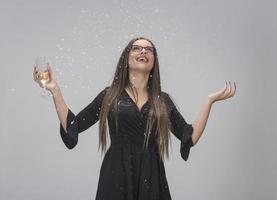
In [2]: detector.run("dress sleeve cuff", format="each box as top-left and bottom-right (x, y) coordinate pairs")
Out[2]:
(180, 124), (194, 161)
(60, 109), (79, 149)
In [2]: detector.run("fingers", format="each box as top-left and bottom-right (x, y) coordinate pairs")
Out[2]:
(222, 81), (230, 98)
(33, 65), (44, 88)
(227, 81), (232, 95)
(222, 82), (228, 92)
(211, 81), (236, 102)
(33, 65), (42, 87)
(218, 82), (228, 97)
(229, 82), (236, 97)
(225, 81), (236, 99)
(33, 65), (38, 81)
(46, 63), (54, 81)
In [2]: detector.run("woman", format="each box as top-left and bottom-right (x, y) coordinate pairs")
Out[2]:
(33, 37), (236, 200)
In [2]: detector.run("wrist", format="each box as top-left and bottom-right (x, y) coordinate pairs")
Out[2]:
(50, 84), (60, 96)
(206, 97), (215, 105)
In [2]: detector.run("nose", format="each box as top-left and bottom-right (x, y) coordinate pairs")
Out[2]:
(140, 48), (147, 54)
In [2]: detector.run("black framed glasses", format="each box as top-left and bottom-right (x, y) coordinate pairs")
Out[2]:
(130, 45), (154, 54)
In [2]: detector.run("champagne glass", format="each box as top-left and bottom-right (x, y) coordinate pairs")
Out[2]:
(35, 56), (52, 97)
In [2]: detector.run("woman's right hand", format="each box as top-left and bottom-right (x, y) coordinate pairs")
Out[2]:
(33, 63), (58, 93)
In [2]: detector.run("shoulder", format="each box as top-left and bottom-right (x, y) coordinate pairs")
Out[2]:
(161, 91), (175, 108)
(94, 86), (110, 98)
(161, 91), (172, 105)
(101, 86), (110, 94)
(161, 91), (173, 102)
(104, 86), (110, 92)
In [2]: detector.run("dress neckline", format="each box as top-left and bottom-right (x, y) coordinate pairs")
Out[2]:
(123, 88), (149, 113)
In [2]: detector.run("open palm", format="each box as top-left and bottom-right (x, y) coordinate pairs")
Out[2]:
(208, 81), (236, 103)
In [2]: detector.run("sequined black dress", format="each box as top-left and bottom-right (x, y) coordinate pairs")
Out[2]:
(60, 87), (194, 200)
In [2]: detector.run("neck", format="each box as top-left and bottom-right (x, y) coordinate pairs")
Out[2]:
(128, 70), (150, 93)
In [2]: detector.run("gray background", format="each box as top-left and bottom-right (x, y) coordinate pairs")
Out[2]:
(1, 0), (276, 199)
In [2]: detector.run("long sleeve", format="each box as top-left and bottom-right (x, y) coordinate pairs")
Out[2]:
(60, 86), (109, 149)
(162, 92), (194, 161)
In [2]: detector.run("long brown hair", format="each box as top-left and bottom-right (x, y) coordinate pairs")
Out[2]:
(98, 37), (172, 161)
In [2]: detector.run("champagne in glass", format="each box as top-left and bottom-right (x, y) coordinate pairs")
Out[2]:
(38, 68), (50, 85)
(35, 56), (52, 97)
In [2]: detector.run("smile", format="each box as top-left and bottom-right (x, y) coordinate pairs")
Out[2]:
(136, 56), (148, 62)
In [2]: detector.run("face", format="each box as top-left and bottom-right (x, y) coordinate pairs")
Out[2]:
(128, 39), (155, 73)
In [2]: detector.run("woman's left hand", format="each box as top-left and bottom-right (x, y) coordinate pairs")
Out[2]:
(208, 81), (236, 104)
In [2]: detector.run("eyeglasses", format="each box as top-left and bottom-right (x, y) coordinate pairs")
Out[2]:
(130, 45), (154, 54)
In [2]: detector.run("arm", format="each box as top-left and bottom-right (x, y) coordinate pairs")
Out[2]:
(161, 82), (236, 161)
(163, 92), (194, 161)
(33, 64), (69, 132)
(49, 78), (108, 149)
(56, 87), (109, 149)
(192, 81), (236, 145)
(191, 98), (213, 145)
(51, 85), (69, 133)
(33, 64), (108, 149)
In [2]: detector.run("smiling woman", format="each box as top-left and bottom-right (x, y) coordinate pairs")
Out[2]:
(128, 39), (155, 75)
(33, 36), (236, 200)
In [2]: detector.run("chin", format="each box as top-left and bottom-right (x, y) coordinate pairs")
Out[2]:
(130, 64), (153, 72)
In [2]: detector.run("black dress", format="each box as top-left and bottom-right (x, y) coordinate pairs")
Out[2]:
(60, 87), (194, 200)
